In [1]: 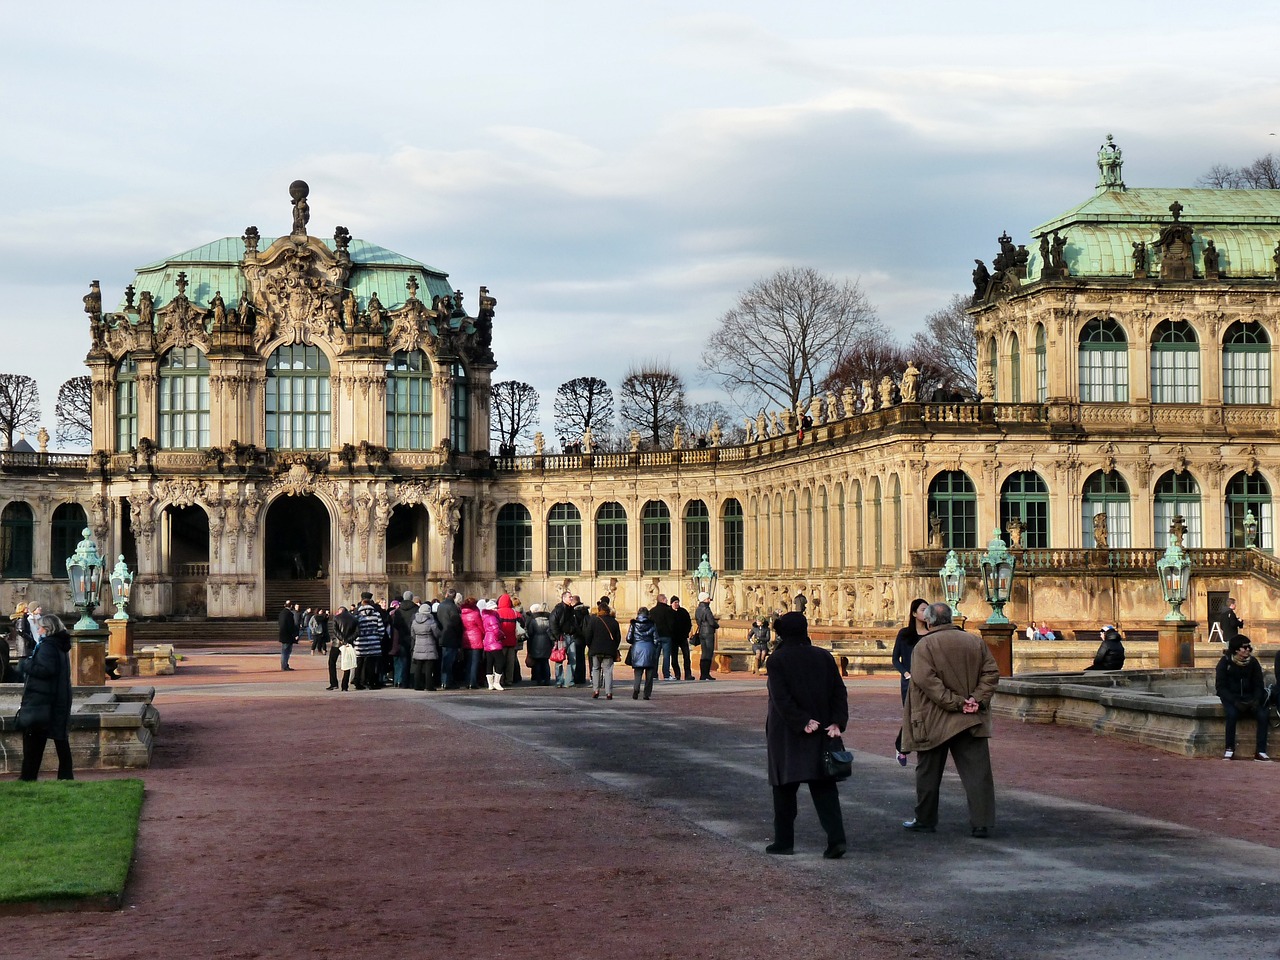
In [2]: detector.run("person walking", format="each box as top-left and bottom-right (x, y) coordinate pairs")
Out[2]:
(626, 607), (659, 700)
(901, 602), (1000, 838)
(748, 617), (771, 674)
(278, 599), (298, 671)
(1217, 598), (1244, 644)
(17, 614), (75, 781)
(586, 601), (622, 700)
(892, 598), (928, 765)
(670, 596), (693, 680)
(695, 592), (719, 680)
(764, 612), (848, 859)
(1215, 635), (1270, 761)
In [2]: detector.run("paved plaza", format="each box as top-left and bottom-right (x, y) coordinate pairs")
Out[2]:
(6, 651), (1280, 960)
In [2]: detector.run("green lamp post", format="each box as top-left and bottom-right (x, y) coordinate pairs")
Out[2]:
(691, 553), (718, 602)
(65, 528), (106, 632)
(978, 529), (1016, 625)
(109, 554), (135, 621)
(938, 549), (965, 617)
(1155, 535), (1192, 622)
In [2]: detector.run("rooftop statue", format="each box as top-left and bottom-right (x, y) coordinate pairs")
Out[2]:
(1203, 239), (1221, 278)
(1132, 240), (1148, 276)
(243, 225), (260, 256)
(971, 259), (990, 303)
(289, 180), (310, 237)
(83, 280), (102, 319)
(1097, 133), (1124, 190)
(900, 361), (919, 403)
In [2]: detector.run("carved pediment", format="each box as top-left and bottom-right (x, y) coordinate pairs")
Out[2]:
(155, 294), (211, 353)
(244, 236), (350, 350)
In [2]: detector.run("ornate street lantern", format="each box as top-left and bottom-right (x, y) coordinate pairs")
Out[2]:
(65, 528), (105, 632)
(978, 529), (1016, 625)
(691, 554), (717, 602)
(938, 549), (965, 617)
(1244, 509), (1258, 549)
(109, 554), (134, 621)
(1155, 534), (1192, 622)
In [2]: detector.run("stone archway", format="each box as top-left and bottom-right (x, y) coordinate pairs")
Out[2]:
(164, 504), (209, 617)
(264, 495), (331, 582)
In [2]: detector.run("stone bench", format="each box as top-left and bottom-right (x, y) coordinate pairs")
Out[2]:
(136, 644), (177, 676)
(0, 684), (160, 772)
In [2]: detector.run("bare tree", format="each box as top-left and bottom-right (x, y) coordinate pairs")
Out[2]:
(55, 376), (93, 447)
(0, 373), (41, 450)
(701, 266), (879, 412)
(908, 294), (978, 396)
(824, 332), (961, 404)
(489, 380), (540, 454)
(619, 362), (686, 448)
(553, 377), (613, 447)
(1198, 153), (1280, 190)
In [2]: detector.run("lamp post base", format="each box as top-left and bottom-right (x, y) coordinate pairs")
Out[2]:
(1157, 622), (1197, 668)
(979, 622), (1016, 677)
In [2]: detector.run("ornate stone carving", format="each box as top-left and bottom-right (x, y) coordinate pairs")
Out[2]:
(244, 228), (351, 351)
(1156, 202), (1195, 280)
(129, 491), (157, 547)
(154, 478), (203, 509)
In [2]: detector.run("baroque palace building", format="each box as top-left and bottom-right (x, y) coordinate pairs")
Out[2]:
(3, 145), (1280, 638)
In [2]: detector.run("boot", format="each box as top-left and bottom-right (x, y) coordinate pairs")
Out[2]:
(492, 673), (504, 692)
(486, 673), (495, 690)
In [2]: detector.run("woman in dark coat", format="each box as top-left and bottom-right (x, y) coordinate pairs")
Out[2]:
(1084, 627), (1126, 671)
(764, 612), (848, 858)
(17, 614), (75, 781)
(891, 598), (928, 765)
(525, 604), (554, 685)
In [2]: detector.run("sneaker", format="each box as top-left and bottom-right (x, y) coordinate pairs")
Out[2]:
(1224, 749), (1234, 760)
(1255, 752), (1272, 762)
(896, 751), (909, 767)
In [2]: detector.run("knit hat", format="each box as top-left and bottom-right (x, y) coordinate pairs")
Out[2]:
(698, 591), (710, 602)
(773, 612), (808, 641)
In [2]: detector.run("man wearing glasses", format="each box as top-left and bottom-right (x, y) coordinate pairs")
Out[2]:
(1215, 635), (1271, 761)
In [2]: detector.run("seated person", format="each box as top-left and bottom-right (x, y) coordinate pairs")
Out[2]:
(1084, 627), (1125, 671)
(1215, 635), (1270, 761)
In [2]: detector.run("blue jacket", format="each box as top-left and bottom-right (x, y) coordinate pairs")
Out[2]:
(627, 615), (659, 668)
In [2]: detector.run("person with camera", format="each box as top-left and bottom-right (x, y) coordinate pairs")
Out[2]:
(1216, 635), (1270, 761)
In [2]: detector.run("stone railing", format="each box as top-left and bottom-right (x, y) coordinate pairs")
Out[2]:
(0, 450), (91, 472)
(909, 546), (1258, 577)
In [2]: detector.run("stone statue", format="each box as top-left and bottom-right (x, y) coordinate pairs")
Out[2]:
(756, 411), (767, 439)
(768, 411), (780, 437)
(1038, 235), (1051, 274)
(629, 429), (641, 452)
(743, 418), (754, 443)
(238, 295), (254, 328)
(1132, 241), (1147, 274)
(367, 292), (384, 328)
(710, 420), (722, 447)
(211, 291), (227, 326)
(929, 512), (943, 547)
(900, 361), (919, 403)
(971, 259), (990, 301)
(289, 180), (310, 236)
(1006, 517), (1024, 549)
(825, 391), (839, 423)
(37, 427), (49, 453)
(860, 380), (873, 413)
(672, 425), (683, 450)
(1169, 514), (1187, 548)
(534, 431), (545, 456)
(1050, 232), (1068, 271)
(582, 427), (593, 454)
(343, 290), (358, 328)
(83, 280), (102, 318)
(1274, 240), (1280, 279)
(1203, 239), (1220, 277)
(138, 290), (154, 328)
(842, 386), (856, 419)
(1093, 512), (1109, 549)
(878, 376), (894, 409)
(242, 226), (260, 256)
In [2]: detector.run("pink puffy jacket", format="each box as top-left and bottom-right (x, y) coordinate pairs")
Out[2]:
(481, 607), (504, 652)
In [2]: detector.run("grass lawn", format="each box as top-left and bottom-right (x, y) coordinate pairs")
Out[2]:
(0, 779), (144, 907)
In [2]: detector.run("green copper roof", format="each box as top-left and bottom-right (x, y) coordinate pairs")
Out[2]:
(122, 238), (454, 311)
(1025, 187), (1280, 280)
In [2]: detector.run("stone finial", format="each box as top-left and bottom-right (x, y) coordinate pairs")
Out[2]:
(334, 225), (351, 253)
(243, 226), (260, 256)
(124, 284), (136, 309)
(37, 427), (49, 453)
(1096, 134), (1124, 190)
(83, 280), (102, 319)
(1169, 200), (1183, 222)
(174, 271), (188, 297)
(406, 275), (419, 301)
(533, 431), (544, 456)
(629, 429), (641, 452)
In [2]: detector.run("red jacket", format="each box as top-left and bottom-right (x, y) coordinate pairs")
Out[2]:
(497, 594), (521, 648)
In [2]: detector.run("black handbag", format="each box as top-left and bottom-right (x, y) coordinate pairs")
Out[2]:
(823, 739), (853, 781)
(15, 702), (52, 731)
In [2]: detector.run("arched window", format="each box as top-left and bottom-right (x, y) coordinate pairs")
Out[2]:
(1078, 318), (1128, 402)
(1009, 333), (1021, 403)
(266, 345), (331, 450)
(683, 500), (710, 572)
(890, 475), (902, 566)
(787, 491), (798, 568)
(386, 350), (433, 450)
(596, 502), (628, 573)
(928, 471), (977, 550)
(1082, 470), (1131, 548)
(987, 338), (999, 402)
(801, 489), (813, 569)
(1226, 472), (1272, 550)
(835, 484), (846, 568)
(818, 488), (830, 568)
(1000, 471), (1050, 548)
(1223, 322), (1271, 404)
(1153, 471), (1201, 548)
(722, 499), (744, 573)
(116, 356), (138, 451)
(852, 480), (864, 567)
(495, 503), (532, 575)
(1150, 320), (1200, 404)
(1034, 324), (1047, 403)
(871, 477), (883, 566)
(642, 500), (671, 573)
(159, 346), (210, 449)
(450, 361), (469, 452)
(547, 502), (582, 574)
(0, 501), (34, 578)
(51, 503), (88, 579)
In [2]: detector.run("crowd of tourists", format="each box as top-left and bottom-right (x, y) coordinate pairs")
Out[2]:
(277, 588), (722, 700)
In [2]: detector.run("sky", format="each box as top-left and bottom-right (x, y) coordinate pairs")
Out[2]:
(3, 0), (1279, 448)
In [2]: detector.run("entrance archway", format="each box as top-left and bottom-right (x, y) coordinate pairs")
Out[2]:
(386, 503), (430, 597)
(264, 496), (332, 617)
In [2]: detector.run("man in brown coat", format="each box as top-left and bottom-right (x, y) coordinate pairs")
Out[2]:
(900, 602), (1000, 838)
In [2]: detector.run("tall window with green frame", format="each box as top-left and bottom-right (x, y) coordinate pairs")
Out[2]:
(641, 500), (671, 573)
(1225, 471), (1272, 550)
(927, 471), (977, 550)
(495, 503), (532, 575)
(116, 356), (138, 451)
(595, 502), (628, 573)
(1078, 317), (1129, 402)
(1034, 324), (1047, 402)
(722, 498), (744, 573)
(50, 503), (88, 579)
(266, 345), (331, 450)
(0, 501), (34, 578)
(1081, 470), (1130, 548)
(547, 502), (582, 574)
(1009, 333), (1021, 402)
(1222, 321), (1271, 404)
(683, 500), (710, 572)
(386, 351), (433, 449)
(158, 346), (210, 449)
(1000, 471), (1050, 548)
(1153, 470), (1201, 547)
(1150, 319), (1200, 403)
(450, 361), (469, 453)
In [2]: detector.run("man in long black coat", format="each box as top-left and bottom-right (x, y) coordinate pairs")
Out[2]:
(277, 600), (297, 671)
(764, 612), (848, 858)
(435, 590), (464, 689)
